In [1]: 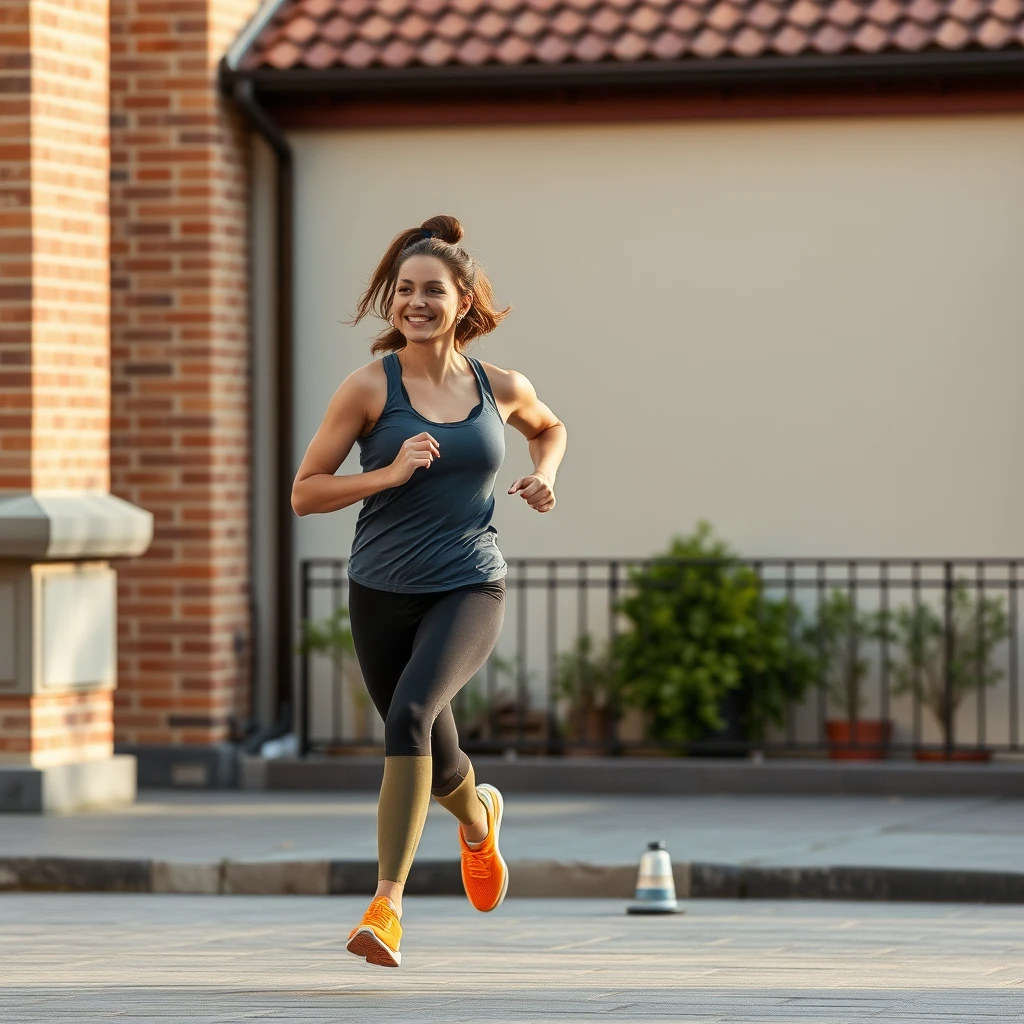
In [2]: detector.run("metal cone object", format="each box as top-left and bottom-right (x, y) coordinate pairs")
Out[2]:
(626, 840), (682, 915)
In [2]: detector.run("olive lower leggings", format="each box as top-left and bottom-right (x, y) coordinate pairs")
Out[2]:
(347, 577), (506, 885)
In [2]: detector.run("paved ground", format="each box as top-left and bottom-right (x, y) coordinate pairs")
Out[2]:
(2, 790), (1023, 872)
(1, 895), (1021, 1023)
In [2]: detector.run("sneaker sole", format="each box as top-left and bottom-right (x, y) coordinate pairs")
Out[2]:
(346, 927), (401, 967)
(476, 783), (509, 912)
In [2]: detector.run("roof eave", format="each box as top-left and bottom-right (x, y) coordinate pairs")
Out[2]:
(219, 48), (1024, 98)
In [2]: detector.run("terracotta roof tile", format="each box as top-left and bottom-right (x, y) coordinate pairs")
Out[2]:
(302, 0), (336, 18)
(513, 8), (548, 35)
(691, 25), (727, 55)
(666, 3), (701, 32)
(828, 0), (862, 27)
(265, 39), (305, 68)
(853, 20), (890, 50)
(707, 2), (743, 33)
(788, 0), (823, 28)
(239, 0), (1024, 73)
(435, 10), (472, 38)
(936, 16), (972, 47)
(812, 22), (848, 53)
(866, 0), (903, 26)
(320, 15), (356, 43)
(381, 37), (417, 64)
(732, 24), (769, 55)
(947, 0), (985, 19)
(475, 10), (508, 38)
(360, 13), (395, 41)
(978, 15), (1014, 43)
(394, 12), (430, 41)
(651, 27), (687, 57)
(536, 31), (573, 58)
(906, 0), (944, 24)
(748, 1), (784, 30)
(457, 34), (493, 61)
(894, 19), (931, 48)
(573, 30), (611, 58)
(992, 0), (1024, 18)
(304, 38), (341, 66)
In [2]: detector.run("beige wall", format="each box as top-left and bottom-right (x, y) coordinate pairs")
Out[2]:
(288, 114), (1024, 569)
(264, 113), (1024, 745)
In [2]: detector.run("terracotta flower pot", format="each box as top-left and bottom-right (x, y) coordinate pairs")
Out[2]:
(825, 719), (892, 760)
(914, 748), (992, 762)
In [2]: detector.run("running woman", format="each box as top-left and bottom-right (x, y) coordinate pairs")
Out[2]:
(291, 215), (567, 967)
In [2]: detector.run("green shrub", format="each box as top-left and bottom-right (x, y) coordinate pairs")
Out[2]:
(615, 521), (815, 746)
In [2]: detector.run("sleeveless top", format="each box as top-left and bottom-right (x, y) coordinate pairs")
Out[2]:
(348, 352), (508, 593)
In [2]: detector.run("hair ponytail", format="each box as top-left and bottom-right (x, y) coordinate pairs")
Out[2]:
(350, 215), (510, 356)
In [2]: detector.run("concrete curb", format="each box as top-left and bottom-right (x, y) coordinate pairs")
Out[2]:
(249, 755), (1024, 798)
(1, 856), (1022, 904)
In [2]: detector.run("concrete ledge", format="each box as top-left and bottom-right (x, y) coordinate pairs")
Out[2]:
(117, 743), (238, 790)
(0, 755), (136, 813)
(1, 856), (1021, 904)
(259, 755), (1024, 798)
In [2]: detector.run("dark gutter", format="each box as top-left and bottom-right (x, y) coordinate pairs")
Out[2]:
(224, 71), (296, 750)
(218, 48), (1024, 97)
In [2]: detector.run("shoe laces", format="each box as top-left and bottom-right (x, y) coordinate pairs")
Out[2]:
(365, 899), (396, 930)
(464, 842), (494, 880)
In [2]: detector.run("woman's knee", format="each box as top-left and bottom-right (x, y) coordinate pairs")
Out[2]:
(384, 700), (433, 756)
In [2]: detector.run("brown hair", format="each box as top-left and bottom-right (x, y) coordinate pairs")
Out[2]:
(351, 215), (511, 356)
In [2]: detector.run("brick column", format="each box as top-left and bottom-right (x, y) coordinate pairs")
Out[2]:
(0, 0), (150, 811)
(110, 0), (260, 786)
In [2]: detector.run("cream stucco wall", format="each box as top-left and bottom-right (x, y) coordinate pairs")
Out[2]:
(257, 113), (1024, 745)
(289, 114), (1024, 568)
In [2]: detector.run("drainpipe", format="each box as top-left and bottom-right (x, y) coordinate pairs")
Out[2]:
(229, 77), (296, 752)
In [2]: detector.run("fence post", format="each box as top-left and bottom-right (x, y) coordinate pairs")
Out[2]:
(299, 559), (310, 758)
(943, 561), (955, 759)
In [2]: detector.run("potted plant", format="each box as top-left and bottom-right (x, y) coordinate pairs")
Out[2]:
(553, 633), (618, 752)
(804, 589), (891, 759)
(882, 582), (1009, 761)
(614, 521), (816, 752)
(296, 606), (375, 748)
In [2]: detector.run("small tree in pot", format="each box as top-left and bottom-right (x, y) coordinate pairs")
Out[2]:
(881, 583), (1009, 761)
(614, 521), (816, 751)
(553, 634), (618, 751)
(297, 606), (374, 746)
(804, 589), (891, 759)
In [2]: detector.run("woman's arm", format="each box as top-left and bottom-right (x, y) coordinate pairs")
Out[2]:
(291, 364), (440, 516)
(483, 363), (567, 514)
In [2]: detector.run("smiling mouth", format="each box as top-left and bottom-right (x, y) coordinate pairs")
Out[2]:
(405, 316), (434, 325)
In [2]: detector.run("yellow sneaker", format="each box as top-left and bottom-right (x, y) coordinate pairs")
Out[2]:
(346, 896), (402, 967)
(460, 783), (508, 912)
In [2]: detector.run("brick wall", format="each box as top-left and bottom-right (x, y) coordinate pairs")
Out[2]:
(0, 2), (31, 492)
(110, 0), (259, 748)
(0, 0), (109, 495)
(0, 691), (114, 767)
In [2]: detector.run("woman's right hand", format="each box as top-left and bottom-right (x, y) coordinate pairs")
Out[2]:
(388, 432), (440, 486)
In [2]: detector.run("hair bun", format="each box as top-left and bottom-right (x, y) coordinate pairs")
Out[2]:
(420, 215), (463, 246)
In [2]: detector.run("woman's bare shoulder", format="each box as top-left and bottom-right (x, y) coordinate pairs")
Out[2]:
(476, 359), (533, 403)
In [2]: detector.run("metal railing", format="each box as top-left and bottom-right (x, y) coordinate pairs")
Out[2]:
(298, 557), (1022, 759)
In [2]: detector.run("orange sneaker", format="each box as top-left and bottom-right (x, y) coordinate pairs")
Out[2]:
(460, 783), (508, 912)
(346, 896), (402, 967)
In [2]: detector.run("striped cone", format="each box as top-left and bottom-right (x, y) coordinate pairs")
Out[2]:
(626, 840), (682, 915)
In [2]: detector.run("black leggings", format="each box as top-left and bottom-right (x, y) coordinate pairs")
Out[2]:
(347, 577), (505, 796)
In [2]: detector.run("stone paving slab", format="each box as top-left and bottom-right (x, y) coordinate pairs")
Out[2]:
(1, 895), (1022, 1023)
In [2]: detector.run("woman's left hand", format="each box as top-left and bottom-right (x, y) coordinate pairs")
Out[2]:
(508, 473), (556, 513)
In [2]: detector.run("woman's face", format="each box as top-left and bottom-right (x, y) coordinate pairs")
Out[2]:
(392, 255), (469, 342)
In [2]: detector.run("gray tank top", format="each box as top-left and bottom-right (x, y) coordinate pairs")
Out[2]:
(348, 352), (507, 593)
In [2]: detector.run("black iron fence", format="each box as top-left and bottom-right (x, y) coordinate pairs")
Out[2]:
(298, 557), (1022, 759)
